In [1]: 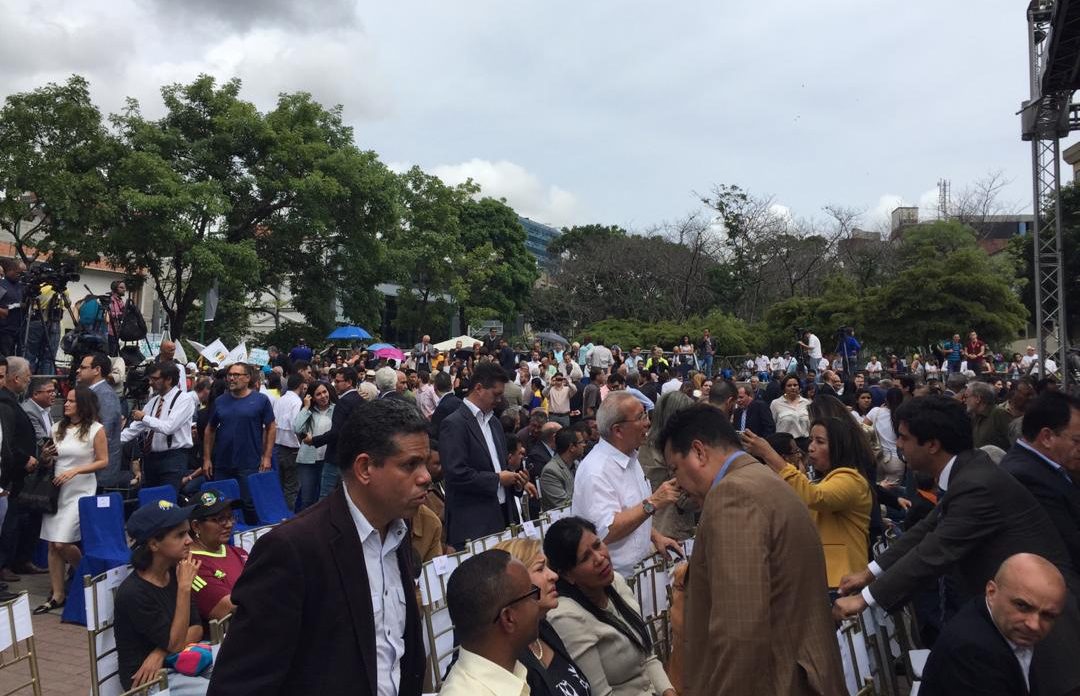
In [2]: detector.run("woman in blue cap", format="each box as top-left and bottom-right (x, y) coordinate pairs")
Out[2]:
(113, 499), (209, 694)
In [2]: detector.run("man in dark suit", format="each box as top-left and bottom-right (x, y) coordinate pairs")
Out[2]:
(438, 362), (526, 549)
(305, 367), (363, 485)
(922, 553), (1068, 696)
(0, 358), (46, 588)
(834, 395), (1080, 695)
(428, 372), (461, 437)
(1002, 392), (1080, 572)
(208, 398), (430, 696)
(733, 384), (775, 436)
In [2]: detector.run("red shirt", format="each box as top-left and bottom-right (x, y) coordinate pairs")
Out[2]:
(190, 544), (248, 620)
(965, 339), (986, 360)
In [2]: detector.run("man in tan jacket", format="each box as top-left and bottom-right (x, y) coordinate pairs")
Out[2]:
(660, 404), (845, 696)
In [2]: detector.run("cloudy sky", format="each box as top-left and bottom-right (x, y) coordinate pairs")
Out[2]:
(0, 0), (1048, 231)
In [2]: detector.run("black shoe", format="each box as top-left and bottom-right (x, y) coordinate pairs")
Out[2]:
(0, 591), (19, 602)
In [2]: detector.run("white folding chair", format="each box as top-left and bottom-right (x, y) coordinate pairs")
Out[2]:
(421, 602), (456, 689)
(86, 565), (135, 696)
(231, 524), (276, 553)
(418, 549), (472, 607)
(0, 592), (42, 696)
(116, 669), (168, 696)
(837, 617), (874, 696)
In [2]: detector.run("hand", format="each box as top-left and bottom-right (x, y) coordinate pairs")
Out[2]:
(651, 478), (681, 509)
(175, 551), (202, 589)
(652, 531), (684, 559)
(498, 470), (521, 487)
(303, 434), (313, 445)
(832, 594), (868, 622)
(130, 650), (165, 688)
(524, 482), (538, 499)
(739, 428), (770, 458)
(259, 456), (272, 472)
(40, 442), (57, 463)
(25, 456), (38, 473)
(303, 395), (312, 409)
(837, 568), (874, 596)
(203, 460), (213, 479)
(53, 470), (77, 487)
(898, 497), (912, 510)
(131, 409), (145, 421)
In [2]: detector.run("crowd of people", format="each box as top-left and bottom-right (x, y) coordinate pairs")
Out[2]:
(0, 322), (1077, 695)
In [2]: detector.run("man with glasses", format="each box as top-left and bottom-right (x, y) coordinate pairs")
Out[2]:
(571, 392), (683, 576)
(440, 550), (539, 696)
(121, 362), (195, 493)
(540, 428), (586, 510)
(77, 351), (124, 488)
(203, 363), (276, 515)
(21, 378), (55, 441)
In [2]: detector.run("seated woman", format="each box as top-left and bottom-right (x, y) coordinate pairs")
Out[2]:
(114, 500), (208, 694)
(493, 538), (593, 696)
(543, 517), (675, 696)
(743, 413), (873, 590)
(188, 489), (249, 622)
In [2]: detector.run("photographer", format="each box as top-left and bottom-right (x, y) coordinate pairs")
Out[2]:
(0, 259), (27, 357)
(106, 280), (127, 357)
(25, 278), (77, 377)
(834, 327), (861, 377)
(797, 329), (822, 374)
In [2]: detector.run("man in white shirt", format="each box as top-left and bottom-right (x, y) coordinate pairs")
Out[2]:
(587, 339), (614, 372)
(572, 392), (682, 575)
(1021, 346), (1039, 371)
(865, 356), (884, 376)
(121, 361), (195, 493)
(660, 372), (682, 396)
(441, 550), (538, 696)
(799, 330), (822, 372)
(272, 373), (306, 510)
(920, 553), (1067, 695)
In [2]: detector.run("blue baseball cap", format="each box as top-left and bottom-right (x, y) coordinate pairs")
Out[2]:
(127, 499), (196, 544)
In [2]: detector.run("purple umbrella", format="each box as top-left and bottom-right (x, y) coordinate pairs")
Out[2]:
(374, 347), (405, 361)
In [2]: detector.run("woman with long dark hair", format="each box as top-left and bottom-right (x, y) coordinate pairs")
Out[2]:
(35, 387), (108, 614)
(770, 374), (811, 448)
(544, 517), (675, 696)
(294, 381), (337, 505)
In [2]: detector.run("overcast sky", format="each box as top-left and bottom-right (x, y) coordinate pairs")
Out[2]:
(0, 0), (1051, 232)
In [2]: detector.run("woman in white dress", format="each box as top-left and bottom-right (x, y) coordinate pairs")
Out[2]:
(35, 387), (107, 614)
(770, 374), (812, 448)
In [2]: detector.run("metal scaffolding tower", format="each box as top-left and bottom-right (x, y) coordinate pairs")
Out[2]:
(1021, 0), (1078, 386)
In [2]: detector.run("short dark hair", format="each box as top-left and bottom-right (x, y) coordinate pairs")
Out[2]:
(892, 395), (973, 454)
(607, 372), (625, 388)
(707, 379), (737, 406)
(337, 366), (358, 387)
(28, 377), (54, 394)
(555, 427), (580, 454)
(470, 362), (508, 391)
(447, 550), (514, 643)
(292, 359), (310, 374)
(149, 361), (180, 386)
(658, 402), (741, 455)
(337, 399), (429, 470)
(1022, 391), (1080, 442)
(433, 371), (452, 392)
(543, 516), (597, 575)
(88, 351), (111, 376)
(286, 373), (305, 392)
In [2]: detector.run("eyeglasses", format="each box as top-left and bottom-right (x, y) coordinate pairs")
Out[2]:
(613, 411), (649, 426)
(201, 514), (234, 526)
(226, 373), (248, 379)
(492, 585), (541, 623)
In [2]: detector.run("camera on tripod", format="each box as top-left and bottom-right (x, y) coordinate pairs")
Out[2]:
(20, 260), (80, 294)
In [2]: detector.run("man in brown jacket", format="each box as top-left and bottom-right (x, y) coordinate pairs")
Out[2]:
(660, 404), (845, 696)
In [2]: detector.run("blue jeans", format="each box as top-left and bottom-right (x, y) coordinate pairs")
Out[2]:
(26, 320), (60, 376)
(297, 460), (323, 511)
(701, 354), (714, 378)
(144, 448), (190, 492)
(216, 467), (258, 524)
(319, 461), (341, 500)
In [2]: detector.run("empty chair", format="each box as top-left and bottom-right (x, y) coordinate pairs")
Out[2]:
(62, 493), (130, 625)
(137, 485), (177, 508)
(246, 471), (295, 525)
(201, 478), (251, 531)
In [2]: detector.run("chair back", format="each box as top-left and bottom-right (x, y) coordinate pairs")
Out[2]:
(0, 592), (42, 695)
(208, 612), (233, 660)
(421, 602), (456, 690)
(116, 669), (168, 696)
(136, 485), (176, 509)
(78, 494), (128, 561)
(85, 565), (135, 696)
(201, 478), (248, 528)
(232, 525), (275, 553)
(246, 472), (294, 525)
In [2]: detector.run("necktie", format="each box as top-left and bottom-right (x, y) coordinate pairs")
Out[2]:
(154, 394), (165, 419)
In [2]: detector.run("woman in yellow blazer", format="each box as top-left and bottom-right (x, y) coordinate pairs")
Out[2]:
(743, 415), (873, 589)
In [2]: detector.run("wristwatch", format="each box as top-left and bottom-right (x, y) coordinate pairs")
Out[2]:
(642, 499), (657, 517)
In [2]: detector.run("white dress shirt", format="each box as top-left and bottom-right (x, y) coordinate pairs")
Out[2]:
(440, 648), (530, 696)
(572, 438), (653, 575)
(463, 398), (506, 504)
(273, 390), (303, 448)
(29, 400), (53, 435)
(342, 485), (409, 696)
(119, 385), (195, 451)
(864, 456), (958, 605)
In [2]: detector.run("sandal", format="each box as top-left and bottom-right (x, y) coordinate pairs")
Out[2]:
(32, 597), (64, 615)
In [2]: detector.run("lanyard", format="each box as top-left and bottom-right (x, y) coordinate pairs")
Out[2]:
(711, 450), (746, 489)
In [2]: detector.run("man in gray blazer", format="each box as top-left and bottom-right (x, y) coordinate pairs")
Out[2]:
(77, 352), (124, 488)
(21, 377), (55, 441)
(540, 428), (585, 511)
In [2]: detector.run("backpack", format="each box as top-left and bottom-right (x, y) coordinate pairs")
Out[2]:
(117, 300), (148, 341)
(78, 297), (103, 328)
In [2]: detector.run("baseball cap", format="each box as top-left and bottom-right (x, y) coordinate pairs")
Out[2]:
(190, 489), (241, 520)
(127, 499), (196, 544)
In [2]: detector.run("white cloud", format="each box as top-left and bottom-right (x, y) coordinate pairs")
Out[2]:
(868, 195), (904, 227)
(431, 159), (587, 228)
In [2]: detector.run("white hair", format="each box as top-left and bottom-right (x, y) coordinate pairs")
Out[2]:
(5, 356), (30, 379)
(597, 391), (638, 439)
(374, 366), (397, 392)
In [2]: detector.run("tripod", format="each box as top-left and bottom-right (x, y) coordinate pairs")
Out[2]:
(18, 285), (73, 376)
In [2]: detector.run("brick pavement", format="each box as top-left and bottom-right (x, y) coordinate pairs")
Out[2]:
(0, 571), (88, 696)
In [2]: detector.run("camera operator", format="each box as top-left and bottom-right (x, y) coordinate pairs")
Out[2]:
(25, 276), (78, 377)
(106, 280), (127, 357)
(120, 362), (194, 493)
(797, 329), (822, 374)
(835, 327), (861, 378)
(0, 259), (27, 357)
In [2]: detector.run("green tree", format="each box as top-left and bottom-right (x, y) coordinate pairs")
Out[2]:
(548, 223), (627, 258)
(0, 75), (114, 263)
(861, 221), (1027, 349)
(455, 197), (539, 329)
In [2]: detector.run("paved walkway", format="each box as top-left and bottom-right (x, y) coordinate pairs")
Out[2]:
(0, 571), (88, 696)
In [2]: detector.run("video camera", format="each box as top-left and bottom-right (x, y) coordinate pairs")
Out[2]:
(20, 260), (80, 294)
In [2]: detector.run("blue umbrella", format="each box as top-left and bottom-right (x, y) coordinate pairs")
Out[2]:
(327, 326), (372, 340)
(367, 342), (395, 351)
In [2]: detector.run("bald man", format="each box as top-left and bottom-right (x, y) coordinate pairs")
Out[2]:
(157, 339), (188, 391)
(921, 553), (1068, 696)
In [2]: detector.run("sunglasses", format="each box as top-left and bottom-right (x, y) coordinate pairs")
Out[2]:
(492, 584), (541, 623)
